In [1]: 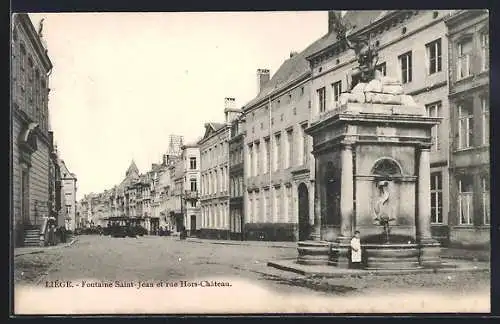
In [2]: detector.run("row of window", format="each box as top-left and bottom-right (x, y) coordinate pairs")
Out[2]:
(429, 171), (490, 225)
(316, 33), (488, 113)
(247, 124), (309, 177)
(201, 166), (229, 195)
(247, 186), (294, 223)
(230, 175), (244, 198)
(201, 203), (229, 229)
(248, 86), (307, 123)
(12, 40), (50, 133)
(201, 141), (228, 169)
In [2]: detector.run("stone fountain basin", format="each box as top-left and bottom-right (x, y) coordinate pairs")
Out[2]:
(360, 234), (421, 270)
(363, 243), (421, 270)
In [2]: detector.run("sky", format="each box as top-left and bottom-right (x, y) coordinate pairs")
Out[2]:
(27, 12), (328, 200)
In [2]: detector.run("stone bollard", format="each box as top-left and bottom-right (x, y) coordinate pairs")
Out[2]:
(297, 241), (330, 265)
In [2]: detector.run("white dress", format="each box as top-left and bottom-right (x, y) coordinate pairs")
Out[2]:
(350, 237), (362, 263)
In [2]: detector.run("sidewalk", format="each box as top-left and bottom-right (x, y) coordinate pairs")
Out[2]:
(185, 238), (490, 261)
(440, 248), (490, 262)
(185, 237), (297, 249)
(14, 236), (78, 257)
(267, 258), (489, 278)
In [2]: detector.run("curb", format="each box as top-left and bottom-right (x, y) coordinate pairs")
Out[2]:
(441, 255), (490, 263)
(14, 237), (79, 257)
(267, 261), (490, 278)
(186, 239), (296, 249)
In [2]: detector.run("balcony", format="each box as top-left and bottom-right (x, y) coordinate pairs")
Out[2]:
(184, 190), (199, 200)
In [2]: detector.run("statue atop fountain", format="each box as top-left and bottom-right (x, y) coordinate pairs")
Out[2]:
(330, 11), (379, 89)
(330, 11), (419, 110)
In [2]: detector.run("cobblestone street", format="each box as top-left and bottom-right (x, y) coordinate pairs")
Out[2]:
(14, 235), (490, 314)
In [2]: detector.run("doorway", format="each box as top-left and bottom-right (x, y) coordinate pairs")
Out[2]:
(298, 183), (310, 241)
(190, 215), (196, 234)
(151, 218), (159, 235)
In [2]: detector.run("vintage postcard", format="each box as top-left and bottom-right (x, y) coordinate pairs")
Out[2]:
(11, 10), (490, 315)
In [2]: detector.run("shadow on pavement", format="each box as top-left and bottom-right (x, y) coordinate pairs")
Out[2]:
(260, 274), (357, 294)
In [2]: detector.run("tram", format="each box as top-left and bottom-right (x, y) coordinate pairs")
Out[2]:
(103, 217), (147, 238)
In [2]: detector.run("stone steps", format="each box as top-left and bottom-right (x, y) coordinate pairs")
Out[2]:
(23, 229), (41, 247)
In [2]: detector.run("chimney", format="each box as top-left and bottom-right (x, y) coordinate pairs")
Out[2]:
(162, 154), (167, 166)
(289, 51), (298, 58)
(224, 97), (241, 123)
(224, 97), (236, 110)
(256, 68), (270, 94)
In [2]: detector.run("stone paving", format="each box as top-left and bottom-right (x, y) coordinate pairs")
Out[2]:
(13, 235), (491, 314)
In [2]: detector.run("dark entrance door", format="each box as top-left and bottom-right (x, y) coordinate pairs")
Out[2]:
(190, 215), (196, 234)
(151, 218), (159, 235)
(298, 183), (310, 241)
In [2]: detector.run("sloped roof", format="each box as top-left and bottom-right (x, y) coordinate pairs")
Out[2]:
(58, 159), (76, 180)
(243, 32), (334, 110)
(199, 122), (227, 144)
(209, 122), (226, 131)
(243, 10), (389, 111)
(126, 160), (139, 177)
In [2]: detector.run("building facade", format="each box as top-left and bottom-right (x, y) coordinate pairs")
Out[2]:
(181, 144), (201, 236)
(445, 9), (490, 248)
(169, 156), (185, 232)
(59, 160), (78, 230)
(48, 133), (64, 228)
(11, 14), (54, 246)
(306, 10), (456, 243)
(199, 98), (239, 239)
(229, 115), (246, 240)
(242, 45), (326, 241)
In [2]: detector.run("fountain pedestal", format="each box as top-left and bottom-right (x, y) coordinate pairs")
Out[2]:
(419, 239), (442, 268)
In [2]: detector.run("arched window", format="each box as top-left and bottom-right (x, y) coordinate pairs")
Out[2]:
(371, 158), (403, 177)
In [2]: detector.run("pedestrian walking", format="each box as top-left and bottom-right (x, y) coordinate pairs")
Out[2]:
(48, 224), (56, 246)
(350, 230), (362, 269)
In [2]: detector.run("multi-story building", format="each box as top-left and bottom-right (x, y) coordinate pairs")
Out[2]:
(48, 133), (64, 228)
(181, 143), (201, 236)
(59, 159), (78, 231)
(229, 114), (245, 240)
(168, 155), (184, 232)
(445, 9), (489, 249)
(242, 44), (329, 241)
(159, 153), (179, 231)
(77, 196), (91, 228)
(145, 163), (166, 234)
(306, 10), (456, 243)
(199, 98), (240, 239)
(11, 14), (54, 246)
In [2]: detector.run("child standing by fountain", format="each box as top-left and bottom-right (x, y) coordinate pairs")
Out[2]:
(350, 230), (362, 269)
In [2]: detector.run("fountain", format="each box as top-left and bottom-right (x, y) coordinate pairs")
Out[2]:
(296, 12), (442, 270)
